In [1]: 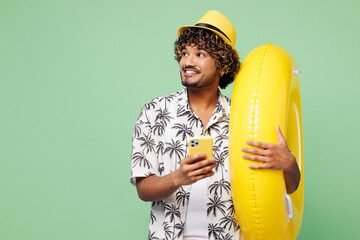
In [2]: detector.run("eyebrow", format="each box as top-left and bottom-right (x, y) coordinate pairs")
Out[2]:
(182, 46), (208, 53)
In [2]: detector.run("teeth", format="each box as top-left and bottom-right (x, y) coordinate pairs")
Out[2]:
(186, 70), (196, 74)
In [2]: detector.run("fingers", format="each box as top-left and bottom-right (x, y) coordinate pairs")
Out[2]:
(242, 126), (289, 171)
(242, 153), (266, 162)
(192, 171), (215, 182)
(276, 125), (286, 143)
(242, 139), (271, 170)
(192, 163), (216, 176)
(192, 157), (216, 171)
(184, 152), (206, 164)
(248, 163), (272, 170)
(242, 147), (267, 156)
(246, 140), (274, 149)
(178, 155), (216, 185)
(181, 154), (216, 175)
(242, 144), (268, 165)
(246, 126), (286, 148)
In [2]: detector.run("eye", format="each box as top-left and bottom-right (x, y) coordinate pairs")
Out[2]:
(182, 51), (188, 57)
(198, 52), (206, 57)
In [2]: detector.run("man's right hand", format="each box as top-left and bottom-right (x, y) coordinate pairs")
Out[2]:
(136, 153), (216, 202)
(173, 152), (217, 187)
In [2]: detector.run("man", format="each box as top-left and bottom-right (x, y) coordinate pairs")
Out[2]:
(131, 10), (300, 240)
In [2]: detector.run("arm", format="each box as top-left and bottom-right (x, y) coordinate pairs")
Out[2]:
(241, 125), (300, 194)
(136, 152), (217, 202)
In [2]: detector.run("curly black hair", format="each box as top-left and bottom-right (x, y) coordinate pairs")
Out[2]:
(174, 27), (240, 89)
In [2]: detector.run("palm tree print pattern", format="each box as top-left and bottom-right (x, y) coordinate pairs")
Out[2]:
(131, 88), (240, 240)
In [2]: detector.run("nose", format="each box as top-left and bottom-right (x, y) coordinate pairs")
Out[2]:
(184, 53), (196, 67)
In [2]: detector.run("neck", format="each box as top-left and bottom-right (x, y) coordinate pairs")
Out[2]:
(187, 86), (219, 133)
(187, 86), (219, 111)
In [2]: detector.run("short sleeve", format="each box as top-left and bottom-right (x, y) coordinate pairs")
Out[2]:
(130, 105), (159, 185)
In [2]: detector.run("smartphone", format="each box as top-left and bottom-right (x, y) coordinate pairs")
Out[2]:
(188, 136), (213, 159)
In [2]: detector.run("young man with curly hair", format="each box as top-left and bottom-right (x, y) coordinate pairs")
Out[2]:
(131, 10), (300, 240)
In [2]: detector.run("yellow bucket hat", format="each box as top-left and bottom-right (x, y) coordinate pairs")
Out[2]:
(178, 10), (238, 57)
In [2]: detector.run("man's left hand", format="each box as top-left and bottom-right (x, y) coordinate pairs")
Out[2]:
(241, 125), (296, 171)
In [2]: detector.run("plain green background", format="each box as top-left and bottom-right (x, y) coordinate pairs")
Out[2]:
(1, 0), (359, 239)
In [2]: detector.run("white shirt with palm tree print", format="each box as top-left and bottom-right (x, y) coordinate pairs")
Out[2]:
(131, 87), (240, 240)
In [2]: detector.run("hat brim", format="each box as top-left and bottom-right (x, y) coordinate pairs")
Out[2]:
(177, 25), (239, 58)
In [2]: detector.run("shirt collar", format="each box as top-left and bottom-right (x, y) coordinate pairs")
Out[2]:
(176, 88), (191, 117)
(176, 87), (229, 119)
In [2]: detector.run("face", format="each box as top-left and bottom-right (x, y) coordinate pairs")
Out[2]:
(180, 45), (221, 89)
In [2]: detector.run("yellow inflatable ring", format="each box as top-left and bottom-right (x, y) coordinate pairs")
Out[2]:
(229, 43), (304, 240)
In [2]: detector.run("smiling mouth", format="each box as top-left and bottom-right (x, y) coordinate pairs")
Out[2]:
(183, 67), (200, 76)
